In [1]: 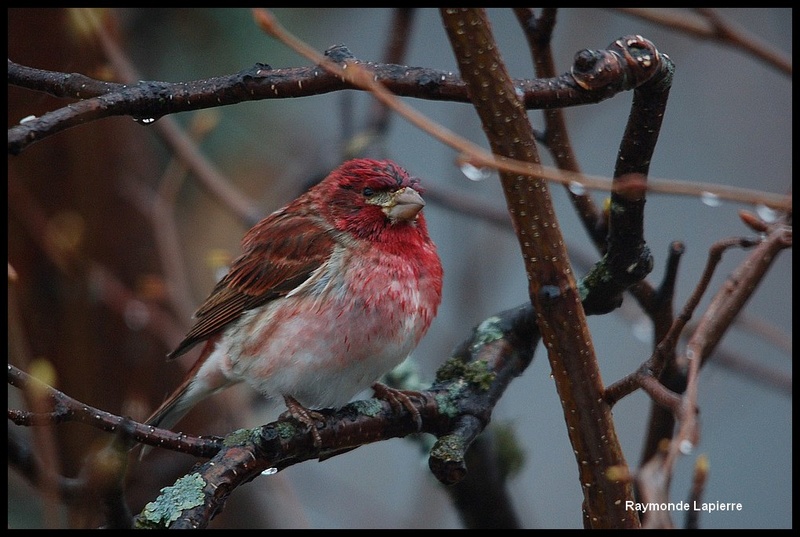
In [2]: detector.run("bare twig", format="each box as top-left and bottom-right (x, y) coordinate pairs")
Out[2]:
(514, 7), (608, 252)
(614, 8), (792, 76)
(632, 217), (791, 527)
(605, 236), (762, 406)
(668, 220), (792, 467)
(9, 22), (791, 212)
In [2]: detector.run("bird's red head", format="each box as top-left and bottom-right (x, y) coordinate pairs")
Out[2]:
(314, 159), (429, 242)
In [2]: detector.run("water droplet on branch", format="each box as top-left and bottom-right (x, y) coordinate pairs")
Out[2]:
(755, 203), (779, 223)
(460, 162), (491, 182)
(568, 181), (586, 195)
(700, 191), (721, 207)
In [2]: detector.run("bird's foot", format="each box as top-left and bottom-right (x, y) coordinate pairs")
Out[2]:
(282, 395), (324, 447)
(371, 382), (423, 431)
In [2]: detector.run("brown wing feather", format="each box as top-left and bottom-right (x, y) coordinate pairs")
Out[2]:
(168, 208), (335, 359)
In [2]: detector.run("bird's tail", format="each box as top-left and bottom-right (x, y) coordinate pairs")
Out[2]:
(139, 340), (229, 458)
(145, 376), (206, 431)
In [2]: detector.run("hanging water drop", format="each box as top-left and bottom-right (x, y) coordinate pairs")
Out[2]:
(631, 318), (653, 343)
(568, 181), (586, 195)
(460, 162), (491, 182)
(755, 203), (779, 223)
(700, 191), (721, 207)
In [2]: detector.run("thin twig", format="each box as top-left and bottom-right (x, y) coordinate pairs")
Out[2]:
(262, 10), (794, 212)
(614, 8), (792, 76)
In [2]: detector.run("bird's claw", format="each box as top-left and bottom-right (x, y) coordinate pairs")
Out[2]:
(371, 382), (423, 431)
(282, 395), (324, 447)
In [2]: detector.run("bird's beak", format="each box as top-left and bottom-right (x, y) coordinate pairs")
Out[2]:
(383, 187), (425, 223)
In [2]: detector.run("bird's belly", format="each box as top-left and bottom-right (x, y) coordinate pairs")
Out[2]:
(216, 291), (425, 409)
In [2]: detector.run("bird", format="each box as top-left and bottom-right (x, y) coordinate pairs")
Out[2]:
(143, 158), (443, 448)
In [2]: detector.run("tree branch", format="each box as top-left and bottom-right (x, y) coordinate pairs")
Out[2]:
(440, 8), (639, 528)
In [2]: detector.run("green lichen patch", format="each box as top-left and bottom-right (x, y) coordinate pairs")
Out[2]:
(223, 428), (256, 447)
(434, 380), (466, 418)
(137, 473), (205, 528)
(470, 315), (505, 350)
(430, 433), (467, 463)
(274, 421), (298, 439)
(437, 358), (495, 391)
(461, 360), (495, 391)
(350, 398), (383, 417)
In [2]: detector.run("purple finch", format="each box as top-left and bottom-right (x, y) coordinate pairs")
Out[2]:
(144, 158), (443, 445)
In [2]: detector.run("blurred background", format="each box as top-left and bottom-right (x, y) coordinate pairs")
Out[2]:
(7, 8), (791, 529)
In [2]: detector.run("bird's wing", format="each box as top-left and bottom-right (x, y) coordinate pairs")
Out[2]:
(168, 209), (335, 359)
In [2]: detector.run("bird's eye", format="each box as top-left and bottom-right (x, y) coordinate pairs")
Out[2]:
(362, 187), (375, 197)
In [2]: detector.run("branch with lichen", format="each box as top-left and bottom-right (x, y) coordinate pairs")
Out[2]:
(9, 301), (540, 529)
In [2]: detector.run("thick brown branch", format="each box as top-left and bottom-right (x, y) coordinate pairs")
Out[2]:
(6, 42), (661, 156)
(440, 8), (637, 529)
(580, 36), (675, 315)
(8, 55), (791, 215)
